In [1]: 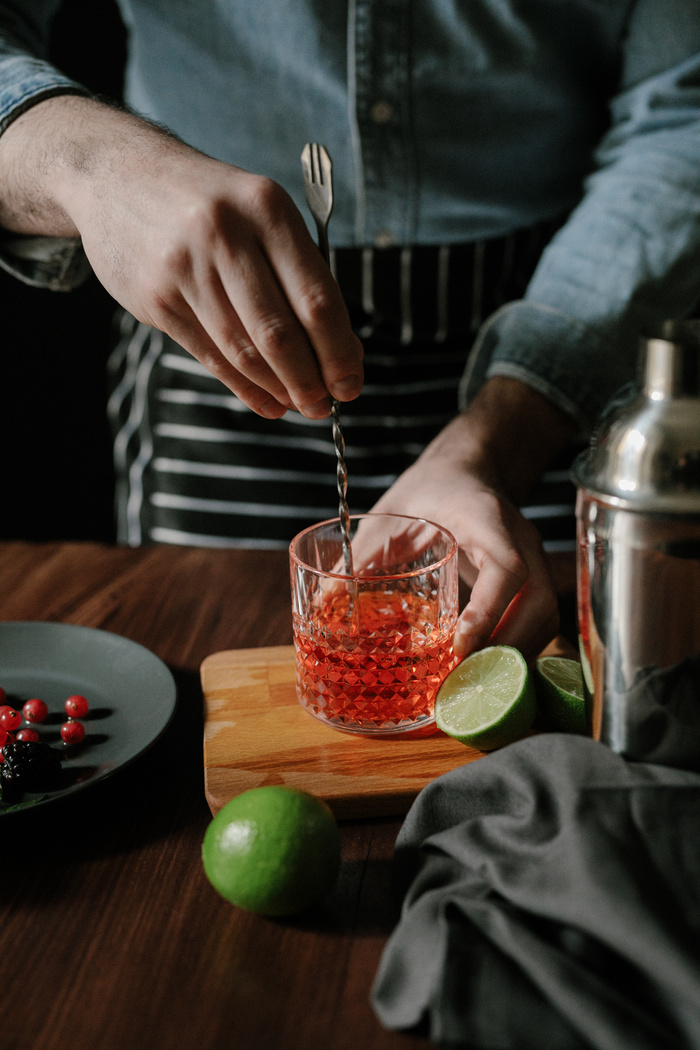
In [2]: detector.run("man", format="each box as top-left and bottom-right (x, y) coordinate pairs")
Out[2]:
(0, 0), (699, 660)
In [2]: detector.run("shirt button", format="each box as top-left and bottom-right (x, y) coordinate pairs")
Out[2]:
(375, 229), (395, 249)
(370, 100), (393, 124)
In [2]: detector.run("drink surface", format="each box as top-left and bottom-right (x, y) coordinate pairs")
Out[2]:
(293, 589), (458, 732)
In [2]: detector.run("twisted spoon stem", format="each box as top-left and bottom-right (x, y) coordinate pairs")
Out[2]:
(331, 399), (354, 576)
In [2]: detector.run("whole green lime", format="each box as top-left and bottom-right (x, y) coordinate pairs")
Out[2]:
(202, 786), (341, 916)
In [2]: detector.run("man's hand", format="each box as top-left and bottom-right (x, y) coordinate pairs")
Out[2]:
(0, 96), (364, 419)
(370, 377), (577, 662)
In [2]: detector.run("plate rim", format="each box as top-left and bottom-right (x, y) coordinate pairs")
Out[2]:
(0, 620), (178, 816)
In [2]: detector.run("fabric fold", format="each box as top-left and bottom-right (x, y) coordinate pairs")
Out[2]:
(371, 735), (700, 1050)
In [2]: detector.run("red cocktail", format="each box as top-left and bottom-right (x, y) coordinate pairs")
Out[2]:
(290, 514), (459, 734)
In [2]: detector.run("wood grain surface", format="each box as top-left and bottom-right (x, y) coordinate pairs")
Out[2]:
(0, 542), (577, 1050)
(202, 645), (482, 818)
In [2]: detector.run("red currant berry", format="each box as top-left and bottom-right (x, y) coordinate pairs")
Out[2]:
(64, 694), (89, 718)
(16, 727), (40, 743)
(0, 687), (6, 705)
(22, 698), (49, 724)
(0, 726), (7, 748)
(0, 708), (21, 732)
(60, 719), (85, 745)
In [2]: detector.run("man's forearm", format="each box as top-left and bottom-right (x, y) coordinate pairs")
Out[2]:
(429, 375), (578, 506)
(0, 94), (90, 235)
(0, 94), (180, 238)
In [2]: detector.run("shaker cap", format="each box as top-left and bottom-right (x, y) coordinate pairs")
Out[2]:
(571, 320), (700, 513)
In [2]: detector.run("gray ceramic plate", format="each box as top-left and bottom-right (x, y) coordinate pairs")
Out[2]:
(0, 621), (177, 814)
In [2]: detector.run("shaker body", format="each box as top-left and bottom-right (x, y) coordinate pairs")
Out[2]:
(577, 489), (700, 767)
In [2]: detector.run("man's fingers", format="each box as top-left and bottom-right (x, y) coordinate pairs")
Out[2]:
(156, 299), (291, 418)
(200, 180), (364, 415)
(492, 595), (560, 664)
(281, 258), (365, 403)
(175, 268), (298, 405)
(454, 556), (527, 656)
(454, 525), (559, 661)
(193, 236), (329, 417)
(489, 571), (560, 662)
(489, 523), (560, 659)
(256, 201), (365, 402)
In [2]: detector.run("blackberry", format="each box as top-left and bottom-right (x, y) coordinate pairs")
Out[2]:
(1, 740), (63, 801)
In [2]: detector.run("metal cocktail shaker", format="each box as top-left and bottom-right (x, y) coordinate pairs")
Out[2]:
(571, 320), (700, 770)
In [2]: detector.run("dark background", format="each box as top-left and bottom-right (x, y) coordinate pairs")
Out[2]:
(0, 0), (127, 542)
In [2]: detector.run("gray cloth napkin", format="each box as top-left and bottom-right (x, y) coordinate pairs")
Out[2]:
(371, 735), (700, 1050)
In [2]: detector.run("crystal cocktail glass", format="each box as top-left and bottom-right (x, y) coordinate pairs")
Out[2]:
(289, 513), (459, 735)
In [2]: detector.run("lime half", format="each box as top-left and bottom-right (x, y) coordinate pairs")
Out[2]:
(435, 645), (536, 751)
(534, 655), (586, 734)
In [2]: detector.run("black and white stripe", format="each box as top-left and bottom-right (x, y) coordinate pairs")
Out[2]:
(108, 226), (576, 551)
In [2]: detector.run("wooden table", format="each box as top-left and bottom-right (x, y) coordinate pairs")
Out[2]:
(0, 541), (576, 1050)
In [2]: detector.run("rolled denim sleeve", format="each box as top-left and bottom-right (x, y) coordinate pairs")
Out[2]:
(461, 0), (700, 434)
(0, 0), (91, 289)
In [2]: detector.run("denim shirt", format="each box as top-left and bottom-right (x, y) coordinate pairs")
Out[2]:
(1, 0), (700, 430)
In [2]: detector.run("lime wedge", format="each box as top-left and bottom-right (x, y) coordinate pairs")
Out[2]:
(534, 655), (586, 734)
(434, 645), (536, 751)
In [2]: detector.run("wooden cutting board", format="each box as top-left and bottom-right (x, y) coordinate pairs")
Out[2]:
(201, 639), (576, 819)
(201, 644), (483, 819)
